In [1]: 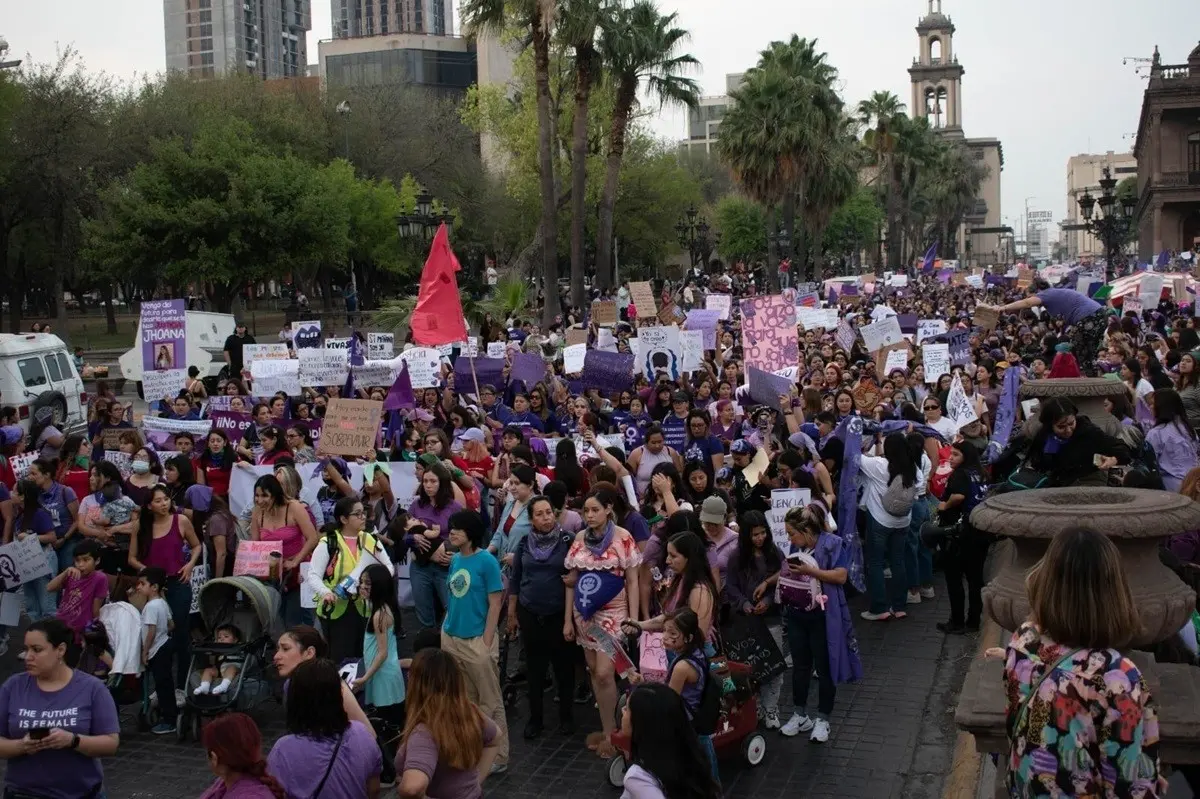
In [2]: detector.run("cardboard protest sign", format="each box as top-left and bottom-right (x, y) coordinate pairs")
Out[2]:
(317, 399), (383, 459)
(922, 343), (950, 384)
(657, 300), (682, 326)
(680, 330), (704, 372)
(367, 333), (394, 360)
(291, 321), (322, 349)
(233, 540), (283, 579)
(638, 325), (681, 381)
(973, 306), (1000, 331)
(859, 316), (902, 353)
(101, 427), (125, 451)
(629, 282), (657, 317)
(592, 301), (618, 326)
(298, 349), (350, 387)
(706, 293), (731, 320)
(565, 328), (588, 347)
(0, 534), (54, 591)
(740, 294), (798, 373)
(563, 344), (586, 373)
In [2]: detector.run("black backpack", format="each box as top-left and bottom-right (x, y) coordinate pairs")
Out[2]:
(682, 653), (721, 736)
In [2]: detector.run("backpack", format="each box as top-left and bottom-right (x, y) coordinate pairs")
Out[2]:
(882, 474), (917, 517)
(681, 653), (721, 736)
(928, 444), (954, 500)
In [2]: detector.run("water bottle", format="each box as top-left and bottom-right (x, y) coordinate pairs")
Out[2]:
(334, 575), (357, 600)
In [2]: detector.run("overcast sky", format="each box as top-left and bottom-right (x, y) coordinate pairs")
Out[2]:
(5, 1), (1198, 232)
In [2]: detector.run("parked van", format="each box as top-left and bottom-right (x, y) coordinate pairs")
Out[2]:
(0, 333), (88, 435)
(119, 311), (236, 396)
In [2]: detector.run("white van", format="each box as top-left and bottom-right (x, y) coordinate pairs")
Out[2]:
(0, 333), (87, 435)
(119, 311), (237, 396)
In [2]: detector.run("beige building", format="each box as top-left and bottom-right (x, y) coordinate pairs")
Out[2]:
(906, 1), (1004, 266)
(1064, 151), (1138, 259)
(677, 73), (745, 158)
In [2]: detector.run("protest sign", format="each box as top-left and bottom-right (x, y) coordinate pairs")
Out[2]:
(324, 337), (350, 351)
(233, 540), (284, 579)
(565, 328), (588, 347)
(852, 380), (882, 413)
(922, 343), (950, 384)
(766, 488), (811, 552)
(581, 351), (634, 393)
(638, 325), (681, 381)
(723, 614), (788, 684)
(510, 352), (547, 388)
(209, 410), (254, 441)
(740, 295), (798, 373)
(917, 319), (947, 344)
(706, 293), (732, 320)
(629, 282), (657, 317)
(486, 342), (506, 359)
(140, 299), (186, 372)
(142, 417), (212, 438)
(794, 291), (820, 308)
(367, 333), (394, 360)
(1138, 274), (1163, 310)
(888, 274), (909, 287)
(352, 360), (401, 388)
(680, 330), (704, 372)
(101, 428), (125, 451)
(684, 309), (721, 351)
(1122, 296), (1142, 315)
(399, 347), (443, 389)
(965, 275), (984, 289)
(0, 534), (54, 591)
(563, 344), (586, 374)
(298, 349), (349, 387)
(250, 358), (301, 396)
(835, 321), (856, 353)
(948, 329), (972, 366)
(451, 358), (503, 396)
(871, 304), (897, 321)
(859, 316), (902, 353)
(8, 453), (37, 481)
(946, 374), (978, 430)
(291, 321), (322, 349)
(103, 450), (132, 478)
(318, 399), (383, 459)
(656, 300), (681, 326)
(746, 367), (794, 408)
(243, 344), (290, 363)
(141, 369), (187, 404)
(597, 327), (617, 352)
(884, 348), (910, 375)
(1021, 399), (1040, 420)
(973, 306), (1000, 331)
(592, 301), (618, 326)
(796, 307), (838, 330)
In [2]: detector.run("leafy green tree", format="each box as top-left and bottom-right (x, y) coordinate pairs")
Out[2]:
(714, 195), (766, 263)
(823, 185), (883, 268)
(595, 0), (699, 290)
(857, 90), (904, 272)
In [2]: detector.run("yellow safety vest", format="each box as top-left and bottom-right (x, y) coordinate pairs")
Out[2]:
(316, 530), (381, 621)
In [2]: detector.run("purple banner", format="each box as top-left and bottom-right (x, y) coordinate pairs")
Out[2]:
(210, 410), (254, 441)
(896, 314), (918, 334)
(948, 329), (972, 366)
(581, 351), (634, 394)
(453, 357), (505, 394)
(685, 309), (722, 351)
(746, 367), (794, 407)
(511, 352), (548, 389)
(141, 299), (186, 372)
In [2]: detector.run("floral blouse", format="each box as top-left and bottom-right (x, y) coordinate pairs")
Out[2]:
(1003, 622), (1166, 798)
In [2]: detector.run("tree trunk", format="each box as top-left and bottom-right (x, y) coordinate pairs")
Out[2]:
(595, 79), (635, 295)
(568, 46), (594, 311)
(885, 164), (902, 273)
(53, 213), (70, 345)
(7, 249), (24, 334)
(102, 283), (118, 335)
(532, 23), (560, 329)
(320, 268), (335, 312)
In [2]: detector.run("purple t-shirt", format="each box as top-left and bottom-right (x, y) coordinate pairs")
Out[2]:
(1037, 289), (1102, 326)
(56, 570), (110, 635)
(38, 482), (78, 540)
(395, 716), (498, 799)
(0, 671), (120, 799)
(267, 719), (381, 799)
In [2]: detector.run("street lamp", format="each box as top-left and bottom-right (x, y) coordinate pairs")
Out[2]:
(676, 206), (716, 270)
(397, 189), (453, 242)
(768, 225), (792, 283)
(0, 37), (21, 71)
(1077, 165), (1137, 284)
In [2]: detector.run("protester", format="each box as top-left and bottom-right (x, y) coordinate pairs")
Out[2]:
(618, 682), (720, 799)
(198, 713), (285, 799)
(249, 475), (320, 627)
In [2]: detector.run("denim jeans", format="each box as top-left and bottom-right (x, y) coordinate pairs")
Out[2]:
(163, 579), (192, 687)
(866, 513), (908, 614)
(282, 589), (314, 629)
(906, 496), (935, 590)
(409, 561), (449, 630)
(24, 547), (59, 622)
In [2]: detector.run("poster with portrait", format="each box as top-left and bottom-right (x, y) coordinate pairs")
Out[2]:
(140, 299), (186, 373)
(637, 325), (681, 382)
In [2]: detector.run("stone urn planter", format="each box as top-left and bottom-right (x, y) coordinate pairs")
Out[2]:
(971, 487), (1200, 646)
(1018, 377), (1128, 437)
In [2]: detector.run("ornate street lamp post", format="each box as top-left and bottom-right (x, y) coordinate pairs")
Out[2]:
(1077, 166), (1137, 285)
(396, 190), (455, 242)
(676, 206), (717, 270)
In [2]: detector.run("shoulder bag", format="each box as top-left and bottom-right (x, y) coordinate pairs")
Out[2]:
(309, 732), (346, 799)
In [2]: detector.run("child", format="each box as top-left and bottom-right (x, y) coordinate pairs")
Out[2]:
(138, 567), (178, 735)
(98, 481), (138, 528)
(47, 540), (110, 660)
(80, 620), (114, 678)
(193, 623), (244, 696)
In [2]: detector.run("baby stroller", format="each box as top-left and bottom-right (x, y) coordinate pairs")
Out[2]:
(177, 575), (282, 742)
(605, 658), (766, 788)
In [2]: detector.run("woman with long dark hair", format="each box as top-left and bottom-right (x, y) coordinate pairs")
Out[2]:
(1176, 351), (1200, 431)
(12, 479), (58, 622)
(54, 434), (92, 501)
(356, 563), (406, 781)
(1122, 357), (1154, 405)
(250, 474), (320, 628)
(618, 682), (720, 799)
(935, 441), (990, 635)
(1147, 388), (1200, 492)
(197, 430), (236, 497)
(859, 432), (915, 621)
(627, 531), (717, 647)
(553, 438), (589, 502)
(405, 463), (462, 631)
(725, 510), (785, 728)
(199, 712), (285, 798)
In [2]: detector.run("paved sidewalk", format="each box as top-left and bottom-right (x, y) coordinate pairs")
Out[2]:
(0, 577), (975, 798)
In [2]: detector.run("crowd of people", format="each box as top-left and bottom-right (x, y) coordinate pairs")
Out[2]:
(0, 260), (1194, 797)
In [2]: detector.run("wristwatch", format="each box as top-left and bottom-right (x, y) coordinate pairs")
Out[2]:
(70, 733), (80, 750)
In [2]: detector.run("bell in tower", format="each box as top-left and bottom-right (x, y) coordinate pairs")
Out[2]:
(909, 0), (964, 136)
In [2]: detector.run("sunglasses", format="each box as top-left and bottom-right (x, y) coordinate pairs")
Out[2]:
(924, 405), (939, 411)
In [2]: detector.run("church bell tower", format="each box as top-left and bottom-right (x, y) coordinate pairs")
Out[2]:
(907, 0), (964, 136)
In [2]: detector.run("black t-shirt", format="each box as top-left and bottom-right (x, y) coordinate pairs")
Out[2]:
(223, 333), (256, 374)
(819, 437), (844, 476)
(940, 468), (972, 526)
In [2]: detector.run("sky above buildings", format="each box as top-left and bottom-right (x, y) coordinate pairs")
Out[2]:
(6, 0), (1198, 238)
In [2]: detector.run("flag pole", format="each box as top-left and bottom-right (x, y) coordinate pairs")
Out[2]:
(465, 312), (482, 403)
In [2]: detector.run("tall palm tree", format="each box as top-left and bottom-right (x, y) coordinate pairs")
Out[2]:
(594, 0), (700, 290)
(462, 0), (562, 327)
(560, 0), (607, 308)
(857, 91), (904, 274)
(799, 115), (860, 281)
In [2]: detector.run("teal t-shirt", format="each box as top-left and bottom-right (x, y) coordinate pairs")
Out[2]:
(443, 549), (503, 639)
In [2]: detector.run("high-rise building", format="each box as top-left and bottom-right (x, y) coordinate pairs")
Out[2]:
(330, 0), (453, 38)
(905, 1), (1004, 266)
(318, 32), (475, 94)
(1064, 151), (1137, 260)
(164, 0), (311, 79)
(677, 73), (744, 158)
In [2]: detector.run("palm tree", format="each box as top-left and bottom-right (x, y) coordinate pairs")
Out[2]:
(799, 115), (860, 281)
(560, 0), (607, 309)
(857, 90), (904, 274)
(717, 36), (841, 291)
(462, 0), (562, 327)
(594, 0), (700, 291)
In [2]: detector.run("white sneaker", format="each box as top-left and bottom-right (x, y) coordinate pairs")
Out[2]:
(780, 713), (815, 737)
(883, 567), (892, 579)
(920, 586), (936, 599)
(764, 710), (781, 730)
(860, 610), (893, 621)
(906, 590), (922, 605)
(810, 718), (830, 743)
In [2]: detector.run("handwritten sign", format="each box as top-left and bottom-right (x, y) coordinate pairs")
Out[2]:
(740, 294), (798, 373)
(232, 540), (283, 579)
(400, 347), (443, 389)
(243, 344), (290, 363)
(706, 293), (731, 320)
(318, 399), (383, 459)
(250, 358), (301, 396)
(922, 343), (951, 384)
(629, 282), (657, 318)
(638, 325), (681, 381)
(565, 328), (588, 348)
(8, 453), (37, 481)
(141, 368), (188, 405)
(948, 329), (972, 367)
(592, 301), (618, 327)
(638, 631), (667, 683)
(680, 330), (704, 373)
(367, 332), (394, 360)
(101, 428), (125, 452)
(103, 450), (132, 478)
(884, 348), (910, 376)
(766, 488), (811, 552)
(946, 374), (978, 430)
(324, 337), (350, 351)
(722, 614), (788, 684)
(916, 319), (947, 344)
(835, 321), (856, 353)
(859, 316), (902, 353)
(0, 534), (54, 590)
(298, 349), (349, 387)
(486, 342), (506, 360)
(562, 343), (586, 374)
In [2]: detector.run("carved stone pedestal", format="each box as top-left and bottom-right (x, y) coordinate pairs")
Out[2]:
(1018, 377), (1129, 437)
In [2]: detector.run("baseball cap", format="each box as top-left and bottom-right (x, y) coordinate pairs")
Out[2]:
(456, 428), (486, 445)
(671, 390), (690, 404)
(730, 440), (756, 457)
(0, 426), (23, 446)
(698, 495), (728, 526)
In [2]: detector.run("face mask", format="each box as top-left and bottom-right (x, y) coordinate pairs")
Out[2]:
(75, 455), (90, 468)
(131, 461), (150, 475)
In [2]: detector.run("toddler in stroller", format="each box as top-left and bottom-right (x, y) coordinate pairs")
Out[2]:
(192, 623), (245, 696)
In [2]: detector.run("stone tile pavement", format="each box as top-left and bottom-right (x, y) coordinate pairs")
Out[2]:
(0, 580), (978, 798)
